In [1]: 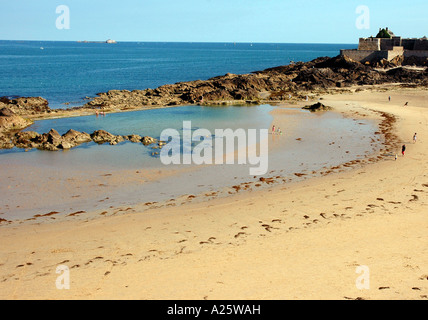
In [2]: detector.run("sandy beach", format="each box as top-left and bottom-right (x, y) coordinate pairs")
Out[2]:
(0, 86), (427, 300)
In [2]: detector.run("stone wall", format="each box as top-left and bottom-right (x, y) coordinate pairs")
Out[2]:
(404, 50), (428, 58)
(401, 38), (428, 50)
(379, 37), (402, 50)
(341, 49), (388, 63)
(358, 38), (380, 50)
(386, 46), (404, 60)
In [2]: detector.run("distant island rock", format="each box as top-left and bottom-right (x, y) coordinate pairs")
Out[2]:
(76, 39), (117, 44)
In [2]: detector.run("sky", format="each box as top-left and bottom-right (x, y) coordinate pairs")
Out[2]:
(1, 0), (426, 43)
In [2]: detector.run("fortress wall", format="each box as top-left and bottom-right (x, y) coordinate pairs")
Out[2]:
(402, 39), (428, 50)
(358, 38), (380, 50)
(380, 39), (395, 50)
(404, 50), (428, 58)
(402, 39), (416, 50)
(414, 39), (428, 50)
(387, 46), (404, 60)
(341, 49), (388, 63)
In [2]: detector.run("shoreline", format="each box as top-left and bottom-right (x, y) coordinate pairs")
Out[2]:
(0, 98), (384, 223)
(0, 88), (426, 299)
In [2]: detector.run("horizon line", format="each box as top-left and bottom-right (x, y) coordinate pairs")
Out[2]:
(0, 39), (358, 46)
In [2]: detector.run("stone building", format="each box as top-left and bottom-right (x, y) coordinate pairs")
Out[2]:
(341, 28), (428, 64)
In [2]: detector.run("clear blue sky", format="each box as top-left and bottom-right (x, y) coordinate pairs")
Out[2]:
(1, 0), (426, 43)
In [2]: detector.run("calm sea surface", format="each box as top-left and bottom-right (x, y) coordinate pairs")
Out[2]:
(0, 41), (356, 108)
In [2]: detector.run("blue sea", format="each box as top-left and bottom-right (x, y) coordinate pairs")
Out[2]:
(0, 41), (356, 108)
(1, 41), (384, 220)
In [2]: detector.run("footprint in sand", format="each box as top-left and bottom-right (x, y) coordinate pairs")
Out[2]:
(261, 224), (277, 232)
(234, 232), (246, 239)
(409, 195), (419, 202)
(388, 201), (401, 204)
(200, 237), (218, 245)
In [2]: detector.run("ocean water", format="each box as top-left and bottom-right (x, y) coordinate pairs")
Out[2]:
(0, 41), (356, 108)
(1, 40), (383, 220)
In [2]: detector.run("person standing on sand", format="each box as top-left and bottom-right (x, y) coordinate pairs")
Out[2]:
(395, 154), (398, 161)
(272, 125), (276, 135)
(402, 144), (406, 156)
(389, 96), (391, 102)
(413, 133), (417, 143)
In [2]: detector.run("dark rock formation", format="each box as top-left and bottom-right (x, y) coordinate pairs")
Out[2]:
(124, 134), (143, 143)
(142, 136), (157, 146)
(82, 55), (427, 110)
(62, 129), (92, 145)
(0, 97), (50, 115)
(2, 128), (158, 151)
(302, 102), (333, 112)
(0, 107), (33, 133)
(90, 130), (124, 145)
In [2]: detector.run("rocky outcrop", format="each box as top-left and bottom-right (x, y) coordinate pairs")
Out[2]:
(124, 134), (143, 143)
(90, 130), (121, 145)
(62, 129), (92, 145)
(0, 132), (14, 149)
(0, 97), (50, 115)
(142, 136), (157, 146)
(2, 128), (158, 151)
(81, 55), (427, 110)
(0, 107), (33, 133)
(302, 102), (333, 112)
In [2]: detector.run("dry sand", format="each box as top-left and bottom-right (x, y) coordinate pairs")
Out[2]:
(0, 86), (427, 300)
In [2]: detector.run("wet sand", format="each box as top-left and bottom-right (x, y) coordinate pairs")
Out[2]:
(0, 103), (380, 222)
(0, 86), (427, 300)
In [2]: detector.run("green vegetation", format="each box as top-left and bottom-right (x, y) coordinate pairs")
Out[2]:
(376, 28), (392, 39)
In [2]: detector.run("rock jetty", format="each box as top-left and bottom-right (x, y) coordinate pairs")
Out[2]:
(0, 127), (159, 151)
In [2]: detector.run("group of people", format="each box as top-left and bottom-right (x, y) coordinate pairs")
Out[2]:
(271, 125), (282, 135)
(95, 110), (106, 117)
